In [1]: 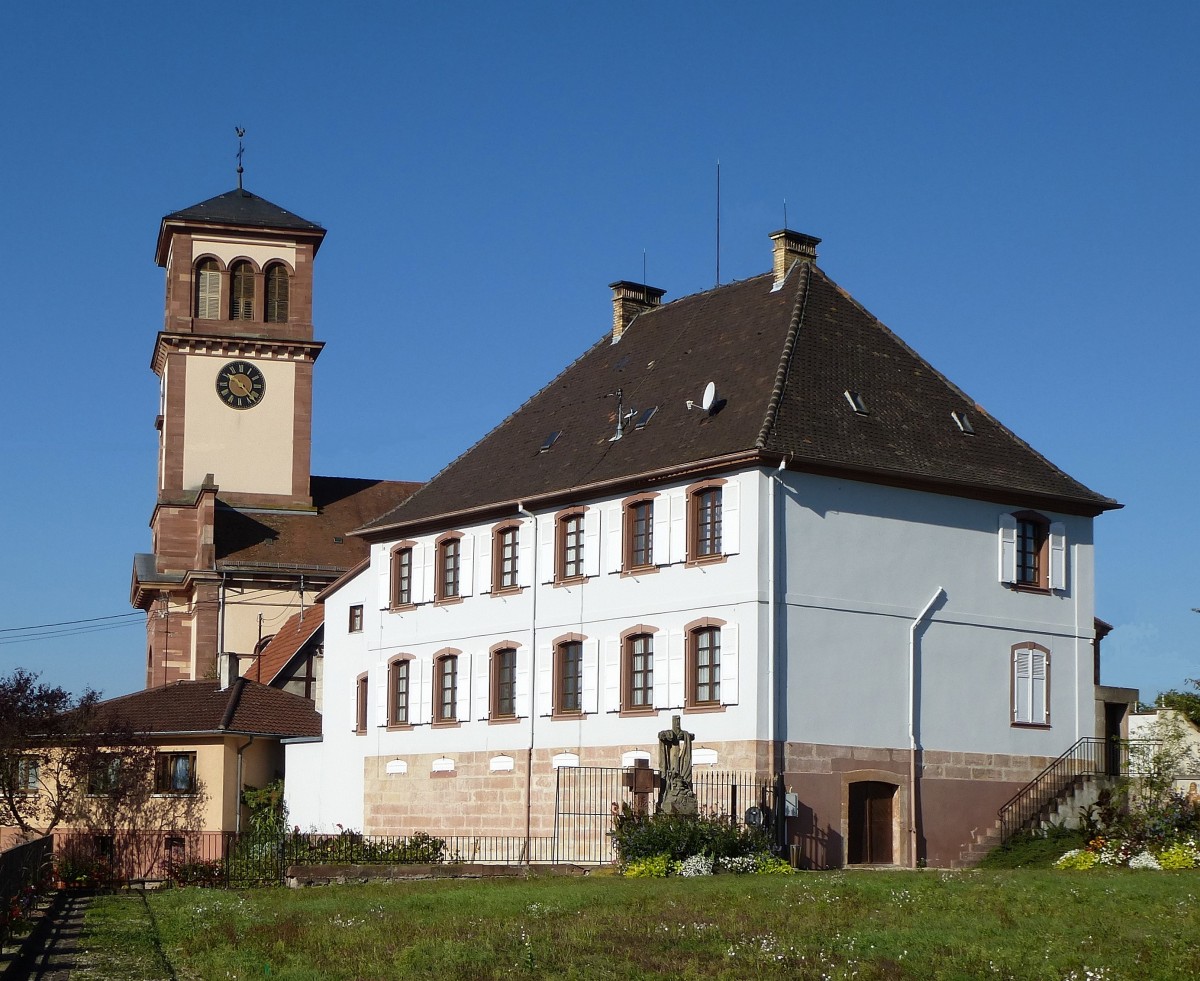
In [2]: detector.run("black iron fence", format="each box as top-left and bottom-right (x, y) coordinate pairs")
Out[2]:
(0, 835), (53, 945)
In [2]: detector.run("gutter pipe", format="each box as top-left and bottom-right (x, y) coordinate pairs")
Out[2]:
(908, 586), (944, 868)
(517, 502), (538, 866)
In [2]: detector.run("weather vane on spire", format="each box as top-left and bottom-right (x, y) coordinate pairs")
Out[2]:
(235, 127), (246, 190)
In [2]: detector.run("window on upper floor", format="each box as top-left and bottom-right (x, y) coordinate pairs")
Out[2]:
(437, 536), (461, 601)
(391, 546), (413, 608)
(195, 259), (220, 319)
(435, 653), (458, 723)
(556, 640), (583, 715)
(154, 752), (197, 795)
(688, 625), (721, 707)
(999, 512), (1066, 592)
(625, 499), (654, 571)
(689, 485), (722, 560)
(492, 647), (517, 719)
(348, 604), (364, 633)
(494, 524), (520, 592)
(624, 632), (654, 711)
(10, 755), (40, 795)
(87, 755), (121, 796)
(1011, 643), (1050, 726)
(557, 512), (585, 581)
(265, 263), (289, 323)
(355, 673), (368, 733)
(229, 261), (255, 320)
(388, 658), (410, 726)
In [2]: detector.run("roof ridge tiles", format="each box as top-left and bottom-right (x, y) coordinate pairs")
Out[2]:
(756, 264), (812, 449)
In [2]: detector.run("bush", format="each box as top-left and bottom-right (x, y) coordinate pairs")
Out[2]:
(170, 859), (224, 886)
(610, 804), (768, 863)
(1054, 849), (1098, 870)
(623, 854), (670, 878)
(672, 854), (713, 877)
(1158, 840), (1198, 870)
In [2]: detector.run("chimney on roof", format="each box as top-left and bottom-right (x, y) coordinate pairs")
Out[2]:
(609, 281), (666, 341)
(770, 229), (821, 289)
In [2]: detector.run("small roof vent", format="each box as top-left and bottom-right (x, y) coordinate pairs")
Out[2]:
(844, 390), (869, 415)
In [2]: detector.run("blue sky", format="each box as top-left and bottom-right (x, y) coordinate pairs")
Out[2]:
(1, 2), (1196, 702)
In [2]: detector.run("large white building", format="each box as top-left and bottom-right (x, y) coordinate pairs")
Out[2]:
(286, 229), (1132, 867)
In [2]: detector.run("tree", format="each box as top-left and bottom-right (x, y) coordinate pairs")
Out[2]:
(1155, 678), (1200, 729)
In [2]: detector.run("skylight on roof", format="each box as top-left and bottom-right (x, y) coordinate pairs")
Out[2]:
(634, 406), (658, 430)
(538, 431), (561, 453)
(951, 411), (975, 435)
(844, 390), (869, 415)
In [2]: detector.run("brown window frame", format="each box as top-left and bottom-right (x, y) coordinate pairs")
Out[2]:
(264, 262), (290, 323)
(387, 656), (412, 728)
(555, 638), (584, 715)
(1014, 511), (1050, 592)
(491, 645), (518, 720)
(686, 620), (724, 708)
(355, 672), (369, 733)
(622, 629), (656, 712)
(624, 497), (655, 572)
(687, 480), (725, 563)
(556, 508), (586, 582)
(390, 543), (414, 608)
(434, 652), (459, 724)
(13, 755), (40, 795)
(493, 522), (521, 593)
(229, 260), (257, 320)
(154, 751), (197, 795)
(436, 533), (463, 602)
(348, 604), (364, 633)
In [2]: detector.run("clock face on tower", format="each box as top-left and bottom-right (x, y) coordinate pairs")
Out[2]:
(215, 360), (266, 409)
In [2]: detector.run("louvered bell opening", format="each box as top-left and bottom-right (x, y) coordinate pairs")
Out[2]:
(195, 260), (220, 319)
(265, 264), (289, 323)
(230, 261), (255, 320)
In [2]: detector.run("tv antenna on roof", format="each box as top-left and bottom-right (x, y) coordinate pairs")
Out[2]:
(235, 127), (246, 190)
(607, 387), (637, 442)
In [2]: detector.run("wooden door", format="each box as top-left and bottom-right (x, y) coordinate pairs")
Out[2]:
(848, 781), (895, 864)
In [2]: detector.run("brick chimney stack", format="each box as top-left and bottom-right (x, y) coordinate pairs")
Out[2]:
(770, 229), (821, 288)
(609, 281), (666, 341)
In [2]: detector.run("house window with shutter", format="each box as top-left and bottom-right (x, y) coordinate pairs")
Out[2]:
(493, 524), (520, 593)
(999, 512), (1065, 592)
(1011, 643), (1050, 726)
(436, 534), (462, 602)
(435, 653), (458, 723)
(355, 673), (368, 733)
(390, 545), (413, 608)
(265, 263), (289, 323)
(195, 259), (221, 319)
(557, 511), (585, 581)
(555, 640), (584, 715)
(687, 480), (727, 563)
(688, 626), (721, 706)
(230, 261), (255, 320)
(492, 647), (517, 719)
(624, 632), (654, 711)
(388, 657), (411, 727)
(624, 499), (654, 571)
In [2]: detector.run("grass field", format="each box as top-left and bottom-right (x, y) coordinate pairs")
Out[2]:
(66, 867), (1200, 980)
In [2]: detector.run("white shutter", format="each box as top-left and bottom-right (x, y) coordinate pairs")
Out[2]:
(459, 534), (474, 597)
(539, 518), (555, 583)
(998, 515), (1017, 584)
(515, 647), (531, 718)
(373, 662), (387, 723)
(478, 530), (493, 594)
(669, 490), (687, 563)
(410, 544), (430, 604)
(458, 653), (471, 721)
(722, 481), (740, 555)
(1048, 522), (1067, 591)
(720, 624), (739, 705)
(668, 630), (685, 708)
(419, 658), (434, 725)
(604, 638), (621, 712)
(1013, 649), (1030, 723)
(606, 505), (623, 574)
(474, 651), (490, 721)
(1032, 650), (1048, 725)
(653, 634), (669, 708)
(653, 496), (670, 566)
(583, 509), (601, 578)
(582, 638), (599, 714)
(537, 644), (553, 715)
(378, 555), (391, 610)
(518, 520), (535, 588)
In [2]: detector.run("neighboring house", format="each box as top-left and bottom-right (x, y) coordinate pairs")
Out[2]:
(1129, 709), (1200, 796)
(285, 228), (1133, 868)
(129, 187), (419, 689)
(241, 607), (325, 711)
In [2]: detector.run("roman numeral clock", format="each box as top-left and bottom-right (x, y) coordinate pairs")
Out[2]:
(216, 360), (266, 409)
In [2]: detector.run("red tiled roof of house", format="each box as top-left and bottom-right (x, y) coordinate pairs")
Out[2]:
(245, 607), (324, 685)
(94, 679), (321, 738)
(360, 258), (1117, 537)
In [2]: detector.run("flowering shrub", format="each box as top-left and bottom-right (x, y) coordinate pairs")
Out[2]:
(623, 854), (670, 878)
(1128, 850), (1162, 870)
(718, 855), (757, 874)
(1158, 840), (1199, 870)
(673, 853), (714, 877)
(1054, 849), (1099, 870)
(753, 854), (797, 875)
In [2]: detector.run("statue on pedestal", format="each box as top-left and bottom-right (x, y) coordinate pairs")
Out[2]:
(657, 714), (697, 816)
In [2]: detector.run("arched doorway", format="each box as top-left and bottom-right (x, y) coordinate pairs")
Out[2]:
(847, 780), (896, 865)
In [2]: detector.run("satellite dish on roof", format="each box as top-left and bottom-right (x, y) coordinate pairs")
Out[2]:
(700, 381), (717, 412)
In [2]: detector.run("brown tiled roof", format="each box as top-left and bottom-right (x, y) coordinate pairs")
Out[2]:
(94, 679), (321, 738)
(361, 258), (1115, 536)
(217, 476), (420, 571)
(245, 607), (324, 685)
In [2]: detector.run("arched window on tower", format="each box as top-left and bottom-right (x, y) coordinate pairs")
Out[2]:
(230, 261), (255, 320)
(265, 264), (289, 323)
(194, 259), (220, 319)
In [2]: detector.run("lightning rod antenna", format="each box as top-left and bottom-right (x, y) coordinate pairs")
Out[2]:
(715, 159), (721, 287)
(235, 127), (246, 190)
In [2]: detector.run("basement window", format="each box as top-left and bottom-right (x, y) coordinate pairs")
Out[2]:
(951, 411), (975, 435)
(844, 390), (869, 415)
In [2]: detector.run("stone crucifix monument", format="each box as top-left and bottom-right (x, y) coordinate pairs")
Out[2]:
(657, 714), (698, 816)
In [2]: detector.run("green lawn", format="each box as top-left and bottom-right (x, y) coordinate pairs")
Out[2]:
(78, 869), (1200, 980)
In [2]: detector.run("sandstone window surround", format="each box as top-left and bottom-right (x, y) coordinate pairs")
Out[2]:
(999, 512), (1066, 593)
